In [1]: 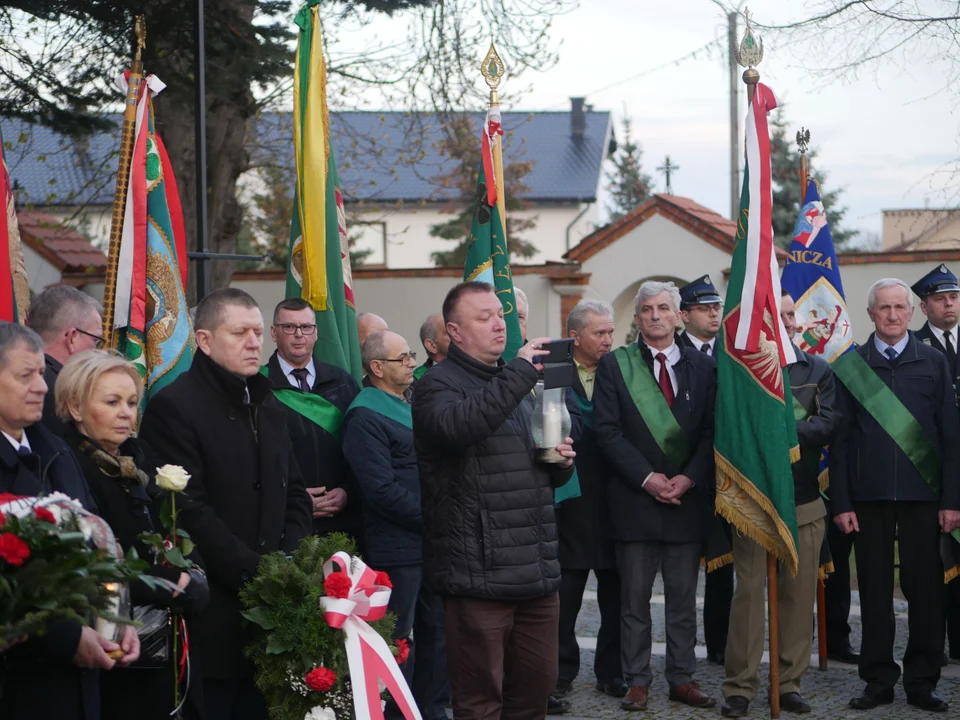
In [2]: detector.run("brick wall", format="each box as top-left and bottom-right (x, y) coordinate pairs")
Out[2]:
(559, 291), (583, 333)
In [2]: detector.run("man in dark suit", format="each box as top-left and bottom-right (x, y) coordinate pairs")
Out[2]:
(0, 321), (139, 720)
(140, 288), (312, 720)
(676, 274), (731, 666)
(912, 264), (960, 665)
(25, 286), (103, 436)
(553, 299), (625, 701)
(832, 278), (960, 713)
(594, 280), (717, 712)
(264, 298), (360, 540)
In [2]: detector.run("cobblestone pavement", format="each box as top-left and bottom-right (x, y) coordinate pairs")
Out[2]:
(553, 572), (960, 720)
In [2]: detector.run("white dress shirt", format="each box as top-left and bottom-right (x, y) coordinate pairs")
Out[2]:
(277, 354), (316, 390)
(684, 331), (716, 356)
(2, 429), (31, 453)
(928, 323), (958, 354)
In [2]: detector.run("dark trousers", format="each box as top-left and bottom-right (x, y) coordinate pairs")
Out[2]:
(853, 501), (944, 695)
(444, 594), (559, 720)
(384, 565), (449, 720)
(948, 578), (960, 658)
(617, 541), (701, 688)
(703, 564), (733, 655)
(203, 679), (268, 720)
(557, 568), (622, 687)
(824, 514), (855, 650)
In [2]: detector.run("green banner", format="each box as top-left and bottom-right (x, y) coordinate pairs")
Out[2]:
(613, 344), (692, 470)
(259, 366), (344, 438)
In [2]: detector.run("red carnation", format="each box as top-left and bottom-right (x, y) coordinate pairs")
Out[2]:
(304, 666), (337, 692)
(375, 571), (392, 589)
(0, 532), (30, 567)
(0, 493), (23, 505)
(324, 571), (352, 599)
(34, 507), (56, 524)
(395, 638), (410, 665)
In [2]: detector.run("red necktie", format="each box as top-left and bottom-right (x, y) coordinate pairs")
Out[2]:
(656, 352), (674, 408)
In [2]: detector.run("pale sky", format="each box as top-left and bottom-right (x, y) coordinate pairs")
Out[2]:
(333, 0), (960, 247)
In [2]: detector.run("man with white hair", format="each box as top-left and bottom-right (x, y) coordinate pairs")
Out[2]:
(514, 286), (529, 342)
(831, 278), (960, 713)
(593, 280), (717, 711)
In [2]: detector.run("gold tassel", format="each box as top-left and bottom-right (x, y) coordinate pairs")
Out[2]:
(818, 468), (830, 492)
(818, 561), (835, 582)
(945, 564), (960, 585)
(789, 444), (801, 463)
(707, 553), (734, 573)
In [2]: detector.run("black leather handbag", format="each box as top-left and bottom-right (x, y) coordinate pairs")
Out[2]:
(129, 605), (172, 670)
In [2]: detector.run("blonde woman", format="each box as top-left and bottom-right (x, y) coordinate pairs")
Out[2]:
(56, 349), (207, 720)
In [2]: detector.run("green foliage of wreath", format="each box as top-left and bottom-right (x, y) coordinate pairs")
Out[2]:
(240, 533), (397, 720)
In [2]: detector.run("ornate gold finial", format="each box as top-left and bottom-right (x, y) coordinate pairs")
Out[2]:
(796, 128), (811, 155)
(134, 15), (146, 52)
(736, 8), (763, 69)
(481, 43), (505, 103)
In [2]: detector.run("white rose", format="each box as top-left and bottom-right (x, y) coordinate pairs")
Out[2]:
(305, 706), (336, 720)
(155, 465), (191, 492)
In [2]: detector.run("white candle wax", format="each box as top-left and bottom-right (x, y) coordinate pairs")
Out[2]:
(543, 410), (562, 448)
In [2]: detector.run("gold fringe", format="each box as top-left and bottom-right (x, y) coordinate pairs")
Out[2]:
(715, 451), (799, 577)
(818, 468), (830, 492)
(707, 552), (734, 573)
(818, 561), (835, 582)
(946, 564), (960, 585)
(789, 444), (801, 463)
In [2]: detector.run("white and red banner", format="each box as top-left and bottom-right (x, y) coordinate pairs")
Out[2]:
(734, 82), (795, 367)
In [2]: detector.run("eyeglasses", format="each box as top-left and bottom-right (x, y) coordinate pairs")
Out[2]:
(74, 328), (106, 350)
(275, 323), (317, 336)
(376, 352), (418, 365)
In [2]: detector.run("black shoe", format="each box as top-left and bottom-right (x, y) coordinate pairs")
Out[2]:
(547, 696), (570, 715)
(721, 695), (749, 718)
(552, 681), (571, 698)
(780, 692), (811, 714)
(907, 691), (949, 713)
(827, 645), (859, 664)
(595, 678), (628, 698)
(707, 649), (726, 665)
(849, 686), (894, 710)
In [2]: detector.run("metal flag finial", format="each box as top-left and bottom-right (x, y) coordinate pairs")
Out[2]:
(796, 128), (811, 155)
(134, 15), (146, 52)
(736, 8), (764, 70)
(481, 43), (505, 105)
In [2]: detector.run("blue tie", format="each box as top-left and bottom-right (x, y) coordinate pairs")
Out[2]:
(884, 346), (898, 362)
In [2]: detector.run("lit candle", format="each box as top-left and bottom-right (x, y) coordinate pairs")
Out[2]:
(543, 407), (562, 448)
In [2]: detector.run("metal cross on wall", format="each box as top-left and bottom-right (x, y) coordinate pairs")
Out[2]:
(657, 155), (680, 195)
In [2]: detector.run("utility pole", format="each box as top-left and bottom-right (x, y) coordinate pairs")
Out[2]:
(728, 11), (740, 220)
(657, 155), (680, 195)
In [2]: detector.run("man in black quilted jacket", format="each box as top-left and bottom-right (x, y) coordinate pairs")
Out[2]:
(412, 281), (576, 720)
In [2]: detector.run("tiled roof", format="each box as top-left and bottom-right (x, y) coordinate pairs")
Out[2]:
(4, 108), (611, 208)
(17, 211), (107, 272)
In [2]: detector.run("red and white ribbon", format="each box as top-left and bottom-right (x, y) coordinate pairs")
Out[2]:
(481, 107), (504, 207)
(320, 552), (422, 720)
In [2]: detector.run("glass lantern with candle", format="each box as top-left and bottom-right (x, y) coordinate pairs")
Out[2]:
(531, 380), (572, 463)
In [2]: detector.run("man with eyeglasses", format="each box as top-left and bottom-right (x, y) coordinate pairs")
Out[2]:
(263, 298), (361, 543)
(342, 330), (448, 720)
(26, 286), (104, 436)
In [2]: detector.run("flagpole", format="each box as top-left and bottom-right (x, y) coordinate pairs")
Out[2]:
(102, 16), (146, 348)
(796, 127), (830, 673)
(739, 9), (780, 718)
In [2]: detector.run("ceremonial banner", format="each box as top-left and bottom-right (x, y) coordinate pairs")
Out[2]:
(289, 1), (361, 380)
(108, 74), (193, 403)
(0, 124), (28, 323)
(715, 83), (800, 575)
(463, 110), (523, 361)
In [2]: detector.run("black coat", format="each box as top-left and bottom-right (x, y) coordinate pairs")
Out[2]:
(916, 321), (960, 403)
(0, 422), (99, 720)
(556, 372), (616, 570)
(787, 346), (840, 506)
(61, 428), (208, 720)
(265, 351), (361, 537)
(139, 350), (312, 680)
(593, 340), (716, 544)
(40, 354), (68, 437)
(831, 332), (960, 513)
(412, 343), (573, 600)
(341, 398), (421, 568)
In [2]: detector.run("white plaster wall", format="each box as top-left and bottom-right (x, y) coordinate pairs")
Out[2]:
(43, 207), (112, 252)
(23, 246), (64, 293)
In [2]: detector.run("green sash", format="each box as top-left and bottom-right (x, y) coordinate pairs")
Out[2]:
(554, 390), (589, 504)
(613, 344), (691, 469)
(347, 386), (412, 429)
(259, 366), (344, 438)
(790, 393), (822, 481)
(413, 364), (429, 381)
(832, 350), (960, 545)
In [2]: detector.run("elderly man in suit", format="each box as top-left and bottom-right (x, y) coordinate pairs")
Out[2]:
(832, 278), (960, 713)
(594, 280), (717, 711)
(553, 299), (625, 702)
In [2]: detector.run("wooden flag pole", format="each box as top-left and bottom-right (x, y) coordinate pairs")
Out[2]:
(739, 10), (780, 717)
(102, 16), (146, 348)
(798, 128), (830, 672)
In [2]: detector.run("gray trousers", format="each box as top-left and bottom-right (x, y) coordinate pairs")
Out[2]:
(616, 541), (701, 689)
